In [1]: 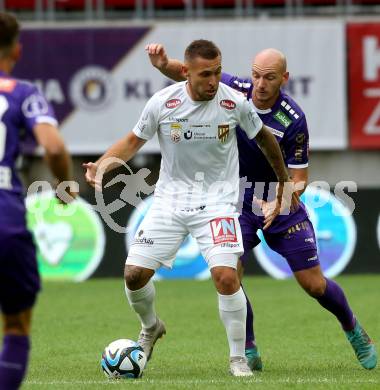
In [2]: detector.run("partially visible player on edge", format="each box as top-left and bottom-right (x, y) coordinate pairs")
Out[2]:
(0, 13), (74, 389)
(145, 43), (378, 371)
(84, 39), (293, 376)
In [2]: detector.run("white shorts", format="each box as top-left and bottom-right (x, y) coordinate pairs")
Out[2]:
(126, 201), (243, 271)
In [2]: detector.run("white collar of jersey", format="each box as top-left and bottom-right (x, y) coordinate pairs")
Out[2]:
(250, 100), (272, 114)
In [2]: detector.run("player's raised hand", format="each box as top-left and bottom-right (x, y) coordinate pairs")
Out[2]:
(145, 43), (168, 70)
(83, 162), (102, 191)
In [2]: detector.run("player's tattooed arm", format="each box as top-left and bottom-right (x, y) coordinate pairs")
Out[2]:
(146, 43), (186, 82)
(255, 125), (299, 228)
(255, 125), (289, 183)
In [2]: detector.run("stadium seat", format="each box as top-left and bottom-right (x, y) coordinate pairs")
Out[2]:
(5, 0), (39, 10)
(104, 0), (137, 9)
(154, 0), (186, 9)
(55, 0), (87, 10)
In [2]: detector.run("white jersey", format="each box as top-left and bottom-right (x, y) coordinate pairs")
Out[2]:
(133, 81), (263, 208)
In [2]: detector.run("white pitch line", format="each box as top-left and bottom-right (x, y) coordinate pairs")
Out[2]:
(24, 378), (380, 386)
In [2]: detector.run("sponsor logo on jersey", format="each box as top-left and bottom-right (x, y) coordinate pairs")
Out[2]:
(210, 217), (237, 244)
(184, 130), (193, 140)
(169, 116), (188, 122)
(165, 98), (181, 109)
(270, 128), (284, 138)
(220, 99), (236, 110)
(170, 123), (181, 143)
(0, 78), (16, 92)
(218, 124), (230, 143)
(273, 110), (292, 128)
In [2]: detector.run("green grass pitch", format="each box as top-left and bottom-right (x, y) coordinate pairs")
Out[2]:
(20, 275), (380, 389)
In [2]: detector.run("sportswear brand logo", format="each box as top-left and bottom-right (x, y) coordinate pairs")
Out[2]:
(134, 236), (154, 245)
(218, 124), (230, 143)
(220, 99), (236, 110)
(169, 116), (188, 122)
(210, 217), (238, 244)
(165, 99), (181, 109)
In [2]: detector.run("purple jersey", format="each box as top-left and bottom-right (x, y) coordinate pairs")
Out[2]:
(221, 72), (309, 233)
(0, 71), (57, 228)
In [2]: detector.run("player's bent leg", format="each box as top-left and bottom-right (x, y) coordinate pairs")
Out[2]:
(0, 309), (33, 390)
(293, 264), (377, 370)
(209, 257), (252, 377)
(124, 261), (166, 361)
(293, 264), (326, 297)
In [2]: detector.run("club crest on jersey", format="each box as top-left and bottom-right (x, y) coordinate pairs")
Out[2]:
(0, 78), (16, 92)
(210, 217), (237, 244)
(220, 99), (236, 110)
(218, 124), (229, 143)
(165, 98), (181, 109)
(170, 123), (182, 143)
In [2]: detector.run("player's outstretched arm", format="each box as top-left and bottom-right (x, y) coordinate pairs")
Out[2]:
(33, 123), (75, 202)
(145, 43), (186, 82)
(83, 132), (146, 190)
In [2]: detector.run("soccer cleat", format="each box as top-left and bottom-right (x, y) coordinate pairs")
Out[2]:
(245, 346), (263, 371)
(137, 317), (166, 361)
(345, 321), (377, 370)
(229, 356), (253, 377)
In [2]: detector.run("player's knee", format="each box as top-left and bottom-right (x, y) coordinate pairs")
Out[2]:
(124, 265), (152, 290)
(211, 267), (239, 294)
(302, 279), (326, 297)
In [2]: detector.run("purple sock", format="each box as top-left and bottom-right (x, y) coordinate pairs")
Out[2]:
(0, 335), (30, 390)
(316, 278), (355, 331)
(241, 285), (256, 349)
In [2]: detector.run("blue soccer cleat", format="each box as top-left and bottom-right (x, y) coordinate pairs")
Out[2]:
(245, 346), (263, 371)
(345, 321), (377, 370)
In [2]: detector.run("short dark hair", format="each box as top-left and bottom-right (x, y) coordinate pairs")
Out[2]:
(184, 39), (221, 63)
(0, 13), (19, 52)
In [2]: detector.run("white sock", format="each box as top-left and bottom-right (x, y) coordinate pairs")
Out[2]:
(218, 287), (247, 358)
(125, 280), (157, 329)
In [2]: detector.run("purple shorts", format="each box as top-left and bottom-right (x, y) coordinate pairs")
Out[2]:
(0, 228), (40, 314)
(239, 211), (319, 273)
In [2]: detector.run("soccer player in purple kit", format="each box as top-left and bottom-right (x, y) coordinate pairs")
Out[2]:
(0, 13), (74, 389)
(145, 43), (378, 372)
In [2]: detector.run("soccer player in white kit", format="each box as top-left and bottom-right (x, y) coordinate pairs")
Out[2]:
(84, 40), (291, 376)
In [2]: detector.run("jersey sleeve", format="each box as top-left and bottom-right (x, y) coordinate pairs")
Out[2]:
(221, 72), (252, 96)
(282, 115), (309, 168)
(21, 86), (58, 134)
(132, 94), (160, 141)
(238, 98), (263, 140)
